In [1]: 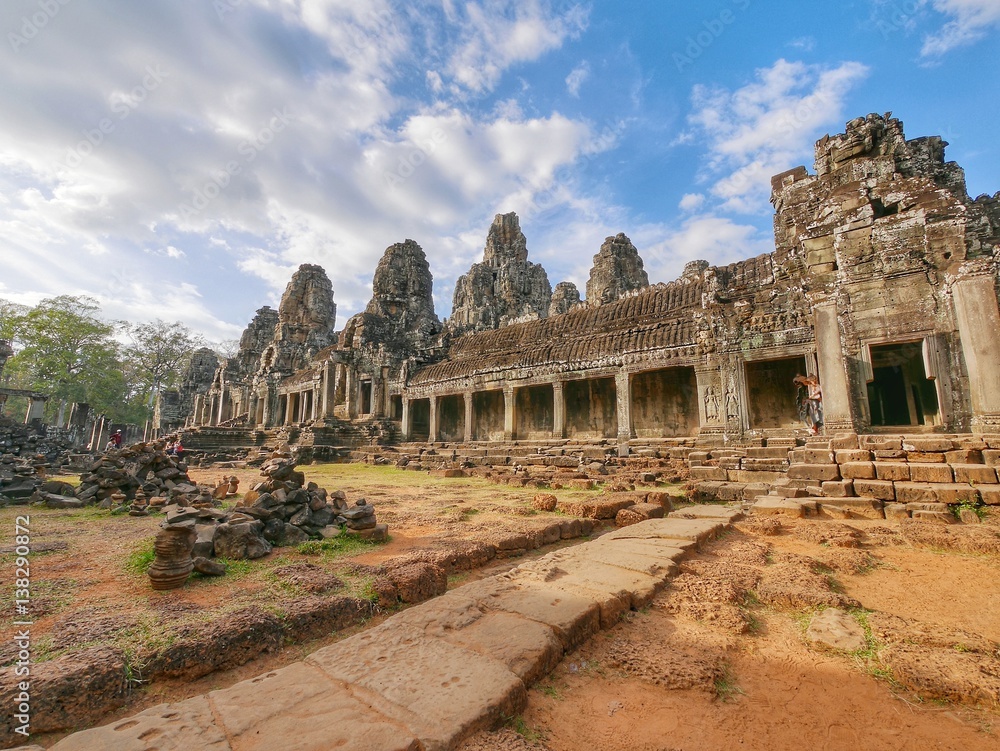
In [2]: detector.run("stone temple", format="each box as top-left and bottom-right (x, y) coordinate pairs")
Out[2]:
(169, 114), (1000, 455)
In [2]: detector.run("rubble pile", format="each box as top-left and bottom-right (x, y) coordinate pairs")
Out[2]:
(157, 451), (388, 568)
(0, 416), (79, 502)
(74, 442), (200, 507)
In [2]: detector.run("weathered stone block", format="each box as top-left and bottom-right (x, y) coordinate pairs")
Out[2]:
(835, 449), (871, 463)
(873, 450), (907, 459)
(689, 466), (728, 481)
(945, 449), (984, 465)
(905, 452), (945, 463)
(951, 464), (998, 484)
(980, 487), (1000, 505)
(905, 502), (949, 512)
(787, 464), (840, 482)
(893, 482), (938, 503)
(884, 503), (910, 521)
(839, 461), (875, 480)
(874, 462), (909, 481)
(911, 510), (955, 524)
(803, 448), (835, 464)
(982, 450), (1000, 467)
(903, 438), (954, 452)
(821, 480), (854, 498)
(933, 484), (981, 505)
(853, 479), (895, 501)
(909, 463), (954, 483)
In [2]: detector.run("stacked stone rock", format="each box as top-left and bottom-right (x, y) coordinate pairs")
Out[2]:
(74, 442), (199, 507)
(156, 452), (388, 568)
(752, 434), (1000, 521)
(0, 416), (78, 502)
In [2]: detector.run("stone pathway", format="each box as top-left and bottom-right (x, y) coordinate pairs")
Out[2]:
(28, 508), (740, 751)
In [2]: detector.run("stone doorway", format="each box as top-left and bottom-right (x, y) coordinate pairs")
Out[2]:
(867, 342), (939, 427)
(410, 398), (430, 441)
(744, 356), (808, 429)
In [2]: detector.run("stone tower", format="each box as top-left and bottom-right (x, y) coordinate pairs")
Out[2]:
(449, 212), (552, 334)
(586, 233), (649, 306)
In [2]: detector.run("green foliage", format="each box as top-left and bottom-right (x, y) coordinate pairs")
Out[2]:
(0, 296), (204, 424)
(124, 319), (204, 408)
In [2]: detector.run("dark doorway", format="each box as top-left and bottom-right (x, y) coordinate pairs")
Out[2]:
(744, 356), (808, 429)
(360, 381), (372, 415)
(867, 342), (939, 426)
(410, 398), (430, 441)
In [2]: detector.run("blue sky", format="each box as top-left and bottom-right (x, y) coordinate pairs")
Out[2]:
(1, 0), (997, 344)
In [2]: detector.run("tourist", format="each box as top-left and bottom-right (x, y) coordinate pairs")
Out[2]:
(165, 440), (176, 455)
(173, 439), (185, 461)
(111, 429), (123, 448)
(793, 375), (823, 435)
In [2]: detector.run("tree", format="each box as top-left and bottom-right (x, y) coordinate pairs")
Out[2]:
(124, 320), (205, 408)
(4, 296), (124, 422)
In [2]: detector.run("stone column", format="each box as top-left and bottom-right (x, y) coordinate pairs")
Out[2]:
(813, 299), (853, 432)
(463, 392), (473, 443)
(321, 361), (334, 418)
(503, 386), (516, 441)
(0, 393), (7, 416)
(428, 395), (439, 443)
(311, 386), (320, 421)
(614, 370), (631, 455)
(401, 397), (411, 440)
(346, 369), (358, 419)
(284, 394), (295, 425)
(552, 380), (566, 438)
(24, 396), (46, 424)
(953, 271), (1000, 432)
(372, 371), (385, 418)
(261, 389), (272, 427)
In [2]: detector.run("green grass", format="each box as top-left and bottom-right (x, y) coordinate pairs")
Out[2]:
(124, 537), (156, 576)
(848, 608), (898, 686)
(713, 666), (745, 702)
(295, 533), (386, 558)
(505, 714), (547, 743)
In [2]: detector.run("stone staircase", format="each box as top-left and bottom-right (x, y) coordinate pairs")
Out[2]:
(751, 434), (1000, 520)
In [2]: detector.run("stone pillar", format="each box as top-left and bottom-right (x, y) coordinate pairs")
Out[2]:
(503, 386), (515, 441)
(0, 393), (7, 416)
(311, 387), (320, 421)
(401, 397), (411, 440)
(321, 362), (333, 418)
(24, 396), (46, 425)
(552, 380), (566, 438)
(428, 395), (439, 443)
(813, 299), (853, 432)
(614, 370), (631, 455)
(346, 369), (357, 419)
(372, 372), (385, 418)
(284, 394), (295, 425)
(953, 271), (1000, 432)
(463, 392), (473, 443)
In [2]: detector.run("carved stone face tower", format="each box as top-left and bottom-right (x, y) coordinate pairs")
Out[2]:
(268, 264), (336, 374)
(449, 212), (552, 334)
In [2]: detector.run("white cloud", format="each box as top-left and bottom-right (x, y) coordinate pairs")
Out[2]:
(922, 0), (1000, 56)
(0, 0), (602, 336)
(566, 61), (590, 97)
(685, 59), (869, 213)
(440, 0), (589, 94)
(678, 193), (705, 212)
(639, 215), (772, 283)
